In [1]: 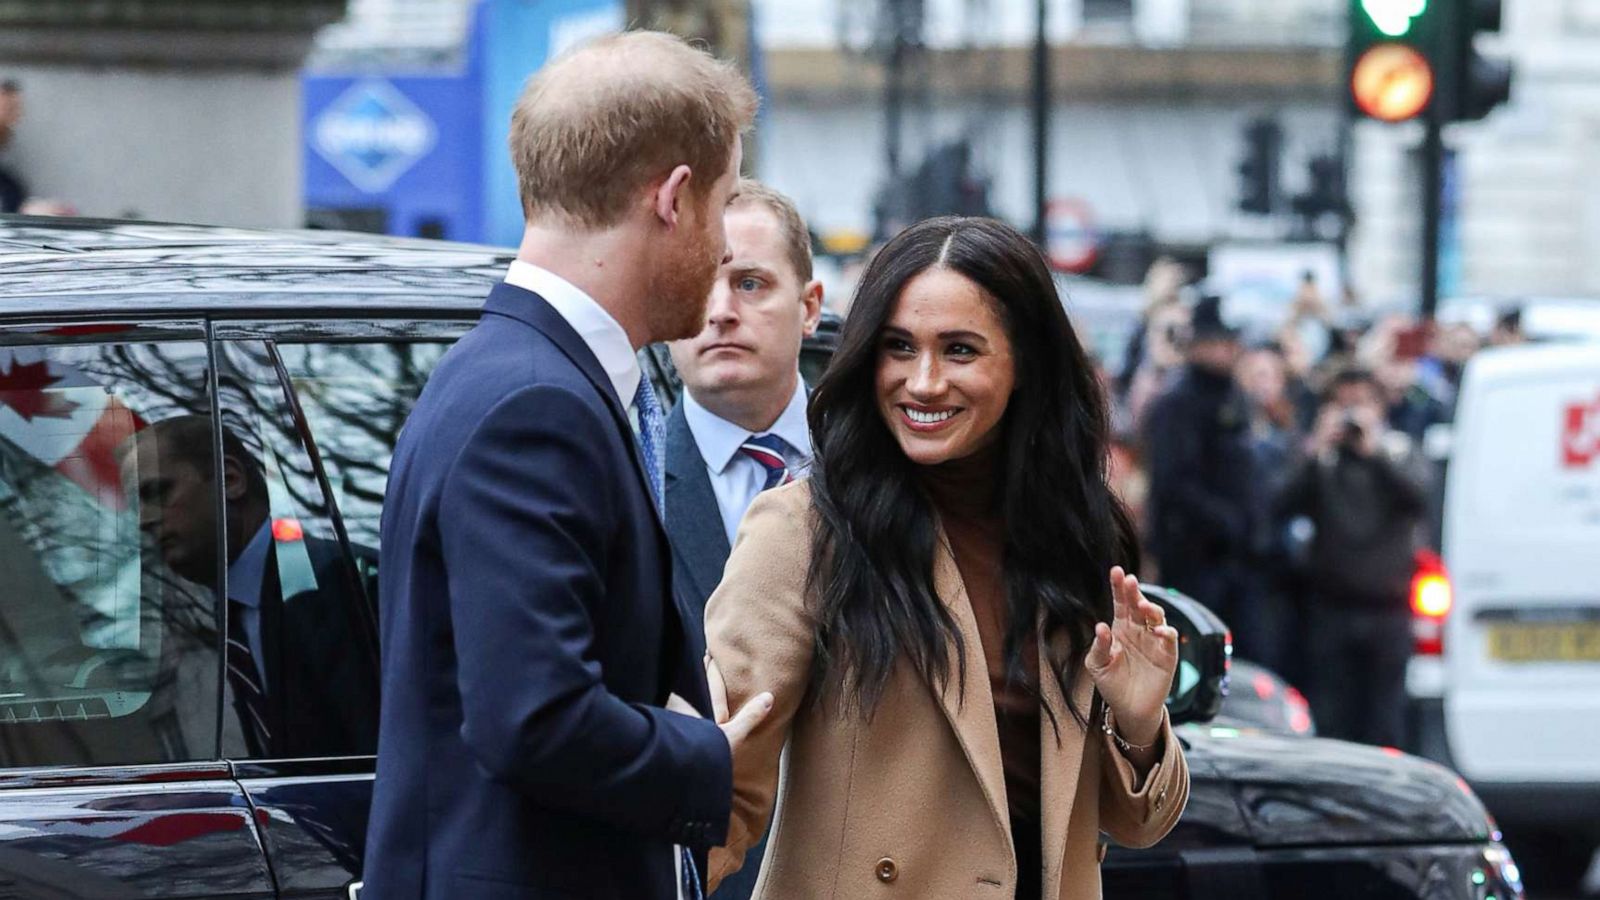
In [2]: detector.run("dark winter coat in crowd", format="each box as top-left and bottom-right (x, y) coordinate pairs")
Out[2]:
(1275, 436), (1433, 607)
(1141, 363), (1262, 619)
(1388, 384), (1452, 444)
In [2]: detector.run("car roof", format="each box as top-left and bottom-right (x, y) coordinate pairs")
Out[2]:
(0, 216), (514, 322)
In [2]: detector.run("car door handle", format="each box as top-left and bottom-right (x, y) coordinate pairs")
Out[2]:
(348, 881), (363, 900)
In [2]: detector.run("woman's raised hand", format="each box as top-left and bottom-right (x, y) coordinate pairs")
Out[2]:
(1084, 566), (1180, 747)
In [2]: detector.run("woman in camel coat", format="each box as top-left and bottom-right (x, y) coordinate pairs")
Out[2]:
(704, 217), (1188, 900)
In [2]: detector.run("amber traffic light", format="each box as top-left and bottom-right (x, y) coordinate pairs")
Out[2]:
(1347, 0), (1438, 123)
(1351, 43), (1435, 122)
(1347, 0), (1512, 124)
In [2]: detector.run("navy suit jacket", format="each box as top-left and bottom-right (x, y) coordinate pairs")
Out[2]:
(364, 282), (732, 900)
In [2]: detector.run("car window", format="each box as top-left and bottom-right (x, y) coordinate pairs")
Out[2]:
(213, 342), (383, 760)
(273, 342), (449, 556)
(0, 340), (220, 767)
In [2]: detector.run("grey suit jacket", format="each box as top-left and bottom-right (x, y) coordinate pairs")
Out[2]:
(665, 400), (733, 638)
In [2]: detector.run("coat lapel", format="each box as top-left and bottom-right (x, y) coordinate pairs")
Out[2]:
(664, 402), (732, 601)
(482, 282), (663, 530)
(928, 529), (1013, 860)
(1039, 633), (1095, 900)
(928, 535), (1097, 898)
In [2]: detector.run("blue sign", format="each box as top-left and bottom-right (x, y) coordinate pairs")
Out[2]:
(312, 79), (438, 194)
(478, 0), (623, 245)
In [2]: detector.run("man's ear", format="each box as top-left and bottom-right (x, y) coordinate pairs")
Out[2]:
(800, 279), (824, 337)
(220, 454), (250, 502)
(654, 164), (694, 229)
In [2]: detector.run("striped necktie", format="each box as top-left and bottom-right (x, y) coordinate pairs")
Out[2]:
(740, 433), (792, 492)
(226, 599), (272, 757)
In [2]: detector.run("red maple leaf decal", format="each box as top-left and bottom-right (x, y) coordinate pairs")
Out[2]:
(0, 358), (80, 422)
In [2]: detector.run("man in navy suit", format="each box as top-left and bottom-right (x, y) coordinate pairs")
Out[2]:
(364, 32), (771, 900)
(665, 181), (822, 899)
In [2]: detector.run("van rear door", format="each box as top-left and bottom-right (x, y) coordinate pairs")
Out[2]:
(1442, 343), (1600, 784)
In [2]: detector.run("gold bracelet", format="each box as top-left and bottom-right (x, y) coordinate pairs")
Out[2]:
(1101, 705), (1154, 753)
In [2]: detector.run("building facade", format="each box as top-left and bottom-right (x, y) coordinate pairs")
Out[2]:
(0, 1), (344, 227)
(755, 0), (1344, 259)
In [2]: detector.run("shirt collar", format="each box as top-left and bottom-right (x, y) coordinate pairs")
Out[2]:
(227, 520), (273, 609)
(682, 379), (812, 475)
(505, 260), (641, 406)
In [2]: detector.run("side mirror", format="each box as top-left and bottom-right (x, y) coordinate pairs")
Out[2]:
(1140, 584), (1230, 725)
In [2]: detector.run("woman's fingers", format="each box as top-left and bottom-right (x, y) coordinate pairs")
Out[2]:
(1110, 566), (1134, 624)
(1086, 621), (1114, 671)
(1122, 572), (1143, 620)
(1136, 598), (1166, 629)
(1108, 567), (1124, 624)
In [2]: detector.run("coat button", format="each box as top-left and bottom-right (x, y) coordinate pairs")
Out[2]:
(875, 858), (898, 883)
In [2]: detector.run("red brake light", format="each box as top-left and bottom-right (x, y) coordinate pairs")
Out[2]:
(1412, 573), (1452, 618)
(271, 518), (305, 542)
(1410, 549), (1452, 655)
(1284, 686), (1313, 734)
(1252, 672), (1277, 701)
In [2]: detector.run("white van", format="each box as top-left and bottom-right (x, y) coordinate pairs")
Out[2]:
(1435, 341), (1600, 874)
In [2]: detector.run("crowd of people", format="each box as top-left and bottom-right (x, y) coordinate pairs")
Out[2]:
(1108, 263), (1522, 748)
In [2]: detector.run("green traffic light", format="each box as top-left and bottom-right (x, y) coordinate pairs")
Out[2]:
(1361, 0), (1428, 36)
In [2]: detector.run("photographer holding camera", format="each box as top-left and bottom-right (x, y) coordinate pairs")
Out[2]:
(1277, 367), (1433, 747)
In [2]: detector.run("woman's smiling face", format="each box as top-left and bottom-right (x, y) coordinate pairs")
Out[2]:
(874, 267), (1017, 466)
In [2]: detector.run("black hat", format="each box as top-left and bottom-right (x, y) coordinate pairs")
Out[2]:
(1189, 294), (1239, 342)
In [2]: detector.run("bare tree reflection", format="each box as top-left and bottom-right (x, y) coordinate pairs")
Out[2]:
(274, 342), (446, 547)
(0, 341), (218, 767)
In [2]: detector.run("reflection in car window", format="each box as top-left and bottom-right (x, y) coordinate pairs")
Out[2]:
(0, 341), (219, 767)
(212, 342), (381, 759)
(274, 342), (448, 554)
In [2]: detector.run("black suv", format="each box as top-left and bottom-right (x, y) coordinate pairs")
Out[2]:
(0, 218), (1522, 899)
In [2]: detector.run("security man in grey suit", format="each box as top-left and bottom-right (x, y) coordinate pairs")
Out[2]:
(666, 180), (822, 899)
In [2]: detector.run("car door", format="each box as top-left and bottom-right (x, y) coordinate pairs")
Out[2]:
(0, 320), (275, 897)
(216, 318), (466, 898)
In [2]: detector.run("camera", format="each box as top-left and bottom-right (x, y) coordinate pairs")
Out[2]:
(1339, 411), (1364, 447)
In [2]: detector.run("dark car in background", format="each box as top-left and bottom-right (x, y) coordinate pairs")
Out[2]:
(0, 217), (1521, 899)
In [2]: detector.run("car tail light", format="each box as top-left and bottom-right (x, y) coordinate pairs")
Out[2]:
(1284, 686), (1313, 734)
(1252, 672), (1277, 701)
(272, 517), (306, 542)
(1411, 549), (1452, 656)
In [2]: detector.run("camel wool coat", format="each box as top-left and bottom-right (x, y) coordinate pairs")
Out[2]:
(704, 481), (1188, 900)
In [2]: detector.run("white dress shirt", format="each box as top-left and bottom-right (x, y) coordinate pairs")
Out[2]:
(682, 380), (812, 546)
(505, 260), (640, 410)
(503, 260), (689, 898)
(226, 521), (274, 688)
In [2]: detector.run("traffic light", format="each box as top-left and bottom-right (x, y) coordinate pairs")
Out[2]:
(1347, 0), (1441, 123)
(1346, 0), (1513, 123)
(1291, 154), (1350, 223)
(1237, 118), (1282, 215)
(1439, 0), (1512, 122)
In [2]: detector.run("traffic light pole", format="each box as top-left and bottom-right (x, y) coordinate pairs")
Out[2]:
(1420, 111), (1443, 321)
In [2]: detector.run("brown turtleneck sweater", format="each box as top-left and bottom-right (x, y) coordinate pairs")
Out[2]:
(918, 445), (1042, 898)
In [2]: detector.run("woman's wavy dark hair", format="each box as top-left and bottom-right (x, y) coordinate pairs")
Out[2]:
(805, 216), (1138, 729)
